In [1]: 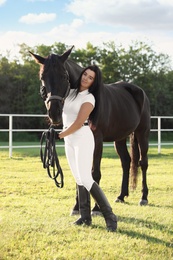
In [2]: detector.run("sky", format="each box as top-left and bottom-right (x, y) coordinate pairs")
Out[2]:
(0, 0), (173, 64)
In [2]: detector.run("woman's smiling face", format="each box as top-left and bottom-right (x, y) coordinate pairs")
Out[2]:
(80, 69), (95, 91)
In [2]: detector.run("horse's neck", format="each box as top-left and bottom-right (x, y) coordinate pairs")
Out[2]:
(65, 60), (83, 88)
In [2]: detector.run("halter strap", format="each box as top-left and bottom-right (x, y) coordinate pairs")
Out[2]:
(46, 82), (70, 103)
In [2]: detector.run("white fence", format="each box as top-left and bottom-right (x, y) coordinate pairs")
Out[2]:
(0, 114), (173, 157)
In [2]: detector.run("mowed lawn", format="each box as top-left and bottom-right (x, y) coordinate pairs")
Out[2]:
(0, 146), (173, 260)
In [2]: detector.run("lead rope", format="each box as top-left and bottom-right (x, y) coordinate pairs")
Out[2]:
(40, 126), (64, 188)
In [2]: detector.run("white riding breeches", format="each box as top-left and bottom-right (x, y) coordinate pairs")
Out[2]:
(64, 126), (95, 191)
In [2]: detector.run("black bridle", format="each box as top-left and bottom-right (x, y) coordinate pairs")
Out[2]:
(46, 81), (70, 104)
(40, 126), (64, 188)
(40, 70), (71, 104)
(39, 66), (71, 188)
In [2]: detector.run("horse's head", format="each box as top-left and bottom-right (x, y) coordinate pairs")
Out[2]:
(29, 46), (74, 125)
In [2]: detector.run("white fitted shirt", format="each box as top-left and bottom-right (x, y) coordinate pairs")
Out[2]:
(62, 89), (95, 127)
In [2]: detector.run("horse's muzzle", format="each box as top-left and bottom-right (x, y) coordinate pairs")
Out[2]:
(48, 110), (62, 126)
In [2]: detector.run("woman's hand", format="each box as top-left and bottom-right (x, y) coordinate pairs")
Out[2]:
(59, 102), (94, 139)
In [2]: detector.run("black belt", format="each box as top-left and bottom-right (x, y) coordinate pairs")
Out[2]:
(64, 122), (88, 129)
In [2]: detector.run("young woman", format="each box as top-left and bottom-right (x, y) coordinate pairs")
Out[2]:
(58, 65), (117, 232)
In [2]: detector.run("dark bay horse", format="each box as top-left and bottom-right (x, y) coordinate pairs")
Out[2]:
(30, 46), (150, 209)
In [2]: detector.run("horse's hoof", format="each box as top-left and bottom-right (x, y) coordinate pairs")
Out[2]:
(139, 199), (148, 206)
(70, 209), (79, 216)
(115, 198), (124, 203)
(91, 204), (102, 216)
(91, 210), (103, 217)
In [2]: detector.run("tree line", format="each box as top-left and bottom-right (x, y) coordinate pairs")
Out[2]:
(0, 41), (173, 136)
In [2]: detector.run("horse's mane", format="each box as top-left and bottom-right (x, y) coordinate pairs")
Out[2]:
(65, 59), (83, 88)
(40, 54), (62, 79)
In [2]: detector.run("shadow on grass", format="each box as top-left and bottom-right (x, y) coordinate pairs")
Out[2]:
(119, 215), (173, 237)
(148, 203), (173, 210)
(118, 228), (172, 248)
(71, 219), (173, 249)
(117, 201), (173, 211)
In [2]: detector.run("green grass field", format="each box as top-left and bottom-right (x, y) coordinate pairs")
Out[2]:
(0, 146), (173, 260)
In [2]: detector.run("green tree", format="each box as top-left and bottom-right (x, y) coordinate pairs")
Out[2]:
(1, 40), (173, 134)
(98, 41), (121, 83)
(71, 42), (100, 67)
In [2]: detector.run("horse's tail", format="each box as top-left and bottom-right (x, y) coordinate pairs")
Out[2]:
(130, 132), (140, 190)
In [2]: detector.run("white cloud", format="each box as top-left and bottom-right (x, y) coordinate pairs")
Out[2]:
(45, 19), (84, 42)
(66, 0), (173, 30)
(19, 13), (56, 24)
(0, 19), (84, 56)
(71, 19), (84, 28)
(0, 31), (43, 55)
(158, 0), (173, 5)
(0, 18), (173, 66)
(0, 0), (6, 6)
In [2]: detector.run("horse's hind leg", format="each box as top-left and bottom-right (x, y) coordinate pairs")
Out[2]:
(136, 132), (149, 205)
(115, 139), (131, 203)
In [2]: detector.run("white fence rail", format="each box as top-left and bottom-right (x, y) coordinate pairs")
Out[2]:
(0, 114), (173, 157)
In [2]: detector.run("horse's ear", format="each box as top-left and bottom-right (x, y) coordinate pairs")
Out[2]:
(29, 51), (45, 64)
(61, 45), (74, 63)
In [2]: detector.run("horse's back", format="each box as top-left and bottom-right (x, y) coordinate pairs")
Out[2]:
(105, 81), (150, 118)
(116, 82), (151, 133)
(100, 81), (150, 140)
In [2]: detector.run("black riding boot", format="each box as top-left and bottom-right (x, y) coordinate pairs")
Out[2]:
(70, 185), (101, 216)
(90, 182), (117, 232)
(74, 185), (92, 226)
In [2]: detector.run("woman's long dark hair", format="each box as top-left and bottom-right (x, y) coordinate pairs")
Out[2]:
(73, 65), (103, 126)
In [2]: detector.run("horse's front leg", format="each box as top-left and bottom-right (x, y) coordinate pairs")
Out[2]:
(92, 130), (103, 184)
(91, 131), (103, 215)
(70, 184), (80, 216)
(115, 139), (131, 203)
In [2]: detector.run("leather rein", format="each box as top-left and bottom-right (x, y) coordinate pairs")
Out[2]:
(40, 126), (64, 188)
(39, 70), (71, 188)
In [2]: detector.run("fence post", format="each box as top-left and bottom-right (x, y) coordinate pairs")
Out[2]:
(158, 117), (161, 154)
(9, 115), (13, 158)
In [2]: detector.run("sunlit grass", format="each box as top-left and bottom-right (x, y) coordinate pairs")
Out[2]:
(0, 147), (173, 259)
